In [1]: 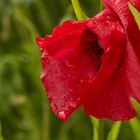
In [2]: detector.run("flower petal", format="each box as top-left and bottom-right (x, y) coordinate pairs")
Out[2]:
(86, 9), (126, 94)
(83, 9), (135, 120)
(103, 0), (140, 59)
(36, 20), (105, 120)
(125, 41), (140, 103)
(103, 0), (140, 103)
(84, 63), (135, 120)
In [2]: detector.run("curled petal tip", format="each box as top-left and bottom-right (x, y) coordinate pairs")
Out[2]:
(36, 36), (45, 51)
(36, 36), (43, 46)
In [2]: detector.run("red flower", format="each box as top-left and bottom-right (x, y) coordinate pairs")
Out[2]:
(36, 0), (140, 120)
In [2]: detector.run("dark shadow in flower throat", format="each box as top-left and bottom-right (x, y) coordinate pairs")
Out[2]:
(81, 29), (104, 72)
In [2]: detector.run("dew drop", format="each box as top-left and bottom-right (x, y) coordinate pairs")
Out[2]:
(80, 79), (84, 84)
(77, 97), (80, 102)
(107, 15), (112, 19)
(68, 88), (73, 93)
(110, 109), (114, 113)
(106, 47), (110, 52)
(64, 60), (74, 68)
(51, 104), (57, 112)
(58, 111), (67, 120)
(86, 73), (94, 82)
(41, 51), (48, 58)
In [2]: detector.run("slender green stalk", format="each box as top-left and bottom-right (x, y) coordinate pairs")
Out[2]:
(91, 117), (104, 140)
(128, 2), (140, 30)
(107, 121), (122, 140)
(129, 118), (140, 140)
(99, 0), (103, 11)
(71, 0), (88, 20)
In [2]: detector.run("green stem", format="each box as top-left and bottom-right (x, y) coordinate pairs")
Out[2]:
(91, 117), (104, 140)
(128, 2), (140, 30)
(99, 0), (103, 11)
(107, 121), (122, 140)
(71, 0), (88, 20)
(129, 118), (140, 140)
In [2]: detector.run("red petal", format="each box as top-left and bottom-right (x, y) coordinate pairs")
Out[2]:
(103, 0), (140, 102)
(86, 9), (126, 94)
(36, 20), (105, 120)
(125, 41), (140, 103)
(83, 10), (136, 120)
(103, 0), (140, 59)
(84, 62), (135, 120)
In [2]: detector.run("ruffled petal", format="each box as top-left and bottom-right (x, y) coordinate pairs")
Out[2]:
(103, 0), (140, 102)
(83, 42), (137, 120)
(84, 62), (135, 120)
(103, 0), (140, 59)
(124, 41), (140, 103)
(36, 20), (105, 120)
(83, 9), (135, 120)
(86, 9), (126, 95)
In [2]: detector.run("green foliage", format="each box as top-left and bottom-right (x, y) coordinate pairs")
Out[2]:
(107, 121), (121, 140)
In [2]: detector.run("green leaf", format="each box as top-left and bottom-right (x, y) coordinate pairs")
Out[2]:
(129, 117), (140, 140)
(107, 121), (122, 140)
(71, 0), (88, 20)
(129, 98), (140, 140)
(128, 2), (140, 30)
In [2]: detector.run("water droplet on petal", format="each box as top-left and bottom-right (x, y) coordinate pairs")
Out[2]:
(64, 60), (74, 68)
(107, 15), (112, 19)
(41, 51), (48, 59)
(106, 47), (110, 52)
(68, 88), (73, 93)
(51, 104), (57, 112)
(58, 111), (67, 120)
(80, 79), (84, 84)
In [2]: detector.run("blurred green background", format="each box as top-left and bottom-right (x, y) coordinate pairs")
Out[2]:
(0, 0), (140, 140)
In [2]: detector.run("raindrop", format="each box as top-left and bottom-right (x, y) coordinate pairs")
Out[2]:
(58, 111), (67, 120)
(40, 72), (46, 79)
(106, 47), (110, 52)
(110, 109), (114, 113)
(51, 104), (57, 112)
(68, 88), (73, 93)
(80, 79), (84, 84)
(107, 15), (112, 19)
(86, 73), (94, 82)
(64, 60), (74, 68)
(41, 51), (48, 58)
